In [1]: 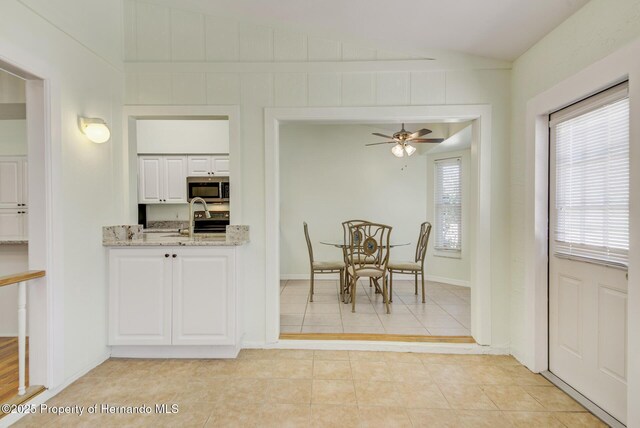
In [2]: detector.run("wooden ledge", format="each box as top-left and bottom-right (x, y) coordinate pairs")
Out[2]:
(0, 270), (45, 288)
(280, 333), (475, 343)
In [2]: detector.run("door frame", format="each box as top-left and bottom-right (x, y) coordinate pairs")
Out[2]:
(0, 54), (61, 390)
(523, 38), (640, 425)
(265, 104), (493, 346)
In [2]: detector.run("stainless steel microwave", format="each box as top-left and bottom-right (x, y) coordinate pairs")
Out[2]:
(187, 176), (230, 203)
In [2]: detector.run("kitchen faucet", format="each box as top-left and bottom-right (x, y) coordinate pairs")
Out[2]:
(189, 197), (211, 237)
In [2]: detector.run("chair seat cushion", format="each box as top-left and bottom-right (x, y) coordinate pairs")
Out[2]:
(347, 265), (384, 278)
(313, 261), (344, 271)
(388, 261), (420, 271)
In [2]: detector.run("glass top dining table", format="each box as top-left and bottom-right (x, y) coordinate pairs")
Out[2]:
(320, 240), (410, 248)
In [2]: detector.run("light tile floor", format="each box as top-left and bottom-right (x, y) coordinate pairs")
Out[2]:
(12, 350), (603, 427)
(280, 279), (471, 336)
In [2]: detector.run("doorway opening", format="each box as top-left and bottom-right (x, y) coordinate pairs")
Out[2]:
(265, 105), (493, 347)
(0, 58), (51, 413)
(278, 121), (473, 340)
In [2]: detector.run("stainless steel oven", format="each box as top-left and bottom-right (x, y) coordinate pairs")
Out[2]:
(193, 210), (230, 233)
(187, 176), (229, 203)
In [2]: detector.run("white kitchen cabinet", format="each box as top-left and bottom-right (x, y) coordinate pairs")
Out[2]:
(187, 155), (212, 176)
(163, 156), (188, 202)
(172, 249), (235, 345)
(109, 249), (173, 345)
(0, 156), (27, 209)
(138, 155), (187, 204)
(108, 247), (237, 346)
(0, 210), (27, 240)
(212, 156), (230, 176)
(187, 155), (229, 177)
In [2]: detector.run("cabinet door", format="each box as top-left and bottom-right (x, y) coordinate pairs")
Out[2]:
(0, 210), (24, 240)
(187, 156), (212, 176)
(0, 158), (22, 209)
(109, 249), (173, 345)
(211, 156), (230, 176)
(172, 248), (235, 345)
(138, 156), (164, 203)
(163, 156), (188, 203)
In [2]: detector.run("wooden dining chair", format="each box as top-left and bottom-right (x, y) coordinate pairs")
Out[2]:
(304, 222), (344, 302)
(345, 222), (392, 313)
(388, 222), (432, 303)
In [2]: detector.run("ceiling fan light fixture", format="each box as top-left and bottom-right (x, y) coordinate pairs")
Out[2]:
(405, 144), (417, 156)
(391, 143), (405, 157)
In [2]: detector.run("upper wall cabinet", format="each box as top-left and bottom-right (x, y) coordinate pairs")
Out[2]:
(136, 120), (229, 154)
(0, 156), (28, 209)
(187, 155), (229, 177)
(138, 155), (188, 204)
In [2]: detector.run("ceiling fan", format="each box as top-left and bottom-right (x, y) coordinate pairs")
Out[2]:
(366, 124), (444, 157)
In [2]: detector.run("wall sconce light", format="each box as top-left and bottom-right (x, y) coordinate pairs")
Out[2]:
(78, 117), (111, 144)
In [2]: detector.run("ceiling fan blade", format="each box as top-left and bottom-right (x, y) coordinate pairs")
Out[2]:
(410, 138), (444, 144)
(408, 128), (432, 139)
(365, 141), (395, 146)
(372, 132), (394, 139)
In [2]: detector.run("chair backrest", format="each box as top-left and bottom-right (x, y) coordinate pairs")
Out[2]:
(342, 219), (370, 262)
(415, 221), (432, 265)
(347, 222), (392, 272)
(303, 222), (314, 264)
(342, 219), (369, 246)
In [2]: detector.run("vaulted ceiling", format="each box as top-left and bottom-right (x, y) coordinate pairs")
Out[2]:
(152, 0), (589, 60)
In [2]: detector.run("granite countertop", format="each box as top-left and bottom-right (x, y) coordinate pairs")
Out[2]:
(102, 225), (249, 247)
(0, 239), (28, 245)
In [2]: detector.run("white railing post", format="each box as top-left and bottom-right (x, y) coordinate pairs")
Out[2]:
(18, 281), (26, 395)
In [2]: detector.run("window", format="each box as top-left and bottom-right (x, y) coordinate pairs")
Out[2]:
(551, 81), (629, 266)
(434, 157), (462, 252)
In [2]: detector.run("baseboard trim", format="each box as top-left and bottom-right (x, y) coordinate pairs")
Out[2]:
(280, 333), (474, 343)
(541, 371), (625, 428)
(243, 339), (509, 355)
(281, 273), (470, 288)
(110, 345), (241, 359)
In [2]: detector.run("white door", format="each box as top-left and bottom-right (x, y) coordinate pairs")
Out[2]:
(187, 156), (212, 176)
(109, 249), (173, 345)
(0, 158), (22, 209)
(138, 156), (163, 203)
(211, 156), (230, 176)
(549, 83), (629, 424)
(0, 210), (25, 240)
(172, 248), (235, 345)
(163, 156), (187, 203)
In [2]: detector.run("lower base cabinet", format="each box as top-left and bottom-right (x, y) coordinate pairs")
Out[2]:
(108, 247), (237, 347)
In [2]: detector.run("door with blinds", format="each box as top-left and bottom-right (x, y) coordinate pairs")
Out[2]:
(549, 82), (629, 424)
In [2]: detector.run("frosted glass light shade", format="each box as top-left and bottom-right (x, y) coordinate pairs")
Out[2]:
(391, 143), (404, 157)
(79, 117), (111, 144)
(405, 144), (417, 156)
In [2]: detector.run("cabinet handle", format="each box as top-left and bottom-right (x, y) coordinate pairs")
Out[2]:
(165, 254), (170, 258)
(172, 254), (177, 258)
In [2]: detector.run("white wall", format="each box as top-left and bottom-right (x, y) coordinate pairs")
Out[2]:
(425, 148), (471, 285)
(0, 119), (27, 155)
(279, 123), (430, 276)
(124, 0), (512, 347)
(0, 0), (124, 385)
(136, 119), (229, 154)
(509, 0), (640, 362)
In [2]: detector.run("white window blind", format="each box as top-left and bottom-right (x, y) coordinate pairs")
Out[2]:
(551, 81), (629, 267)
(434, 157), (462, 252)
